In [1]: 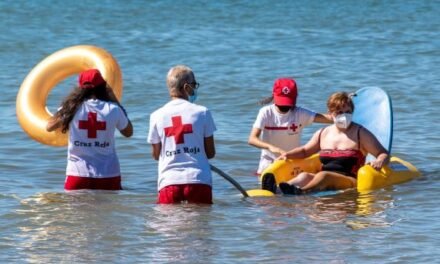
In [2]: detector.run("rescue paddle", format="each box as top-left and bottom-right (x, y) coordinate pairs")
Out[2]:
(210, 164), (275, 197)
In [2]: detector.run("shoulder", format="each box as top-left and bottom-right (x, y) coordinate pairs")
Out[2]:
(260, 104), (272, 112)
(294, 106), (316, 115)
(317, 125), (330, 135)
(150, 105), (166, 119)
(319, 125), (337, 138)
(106, 101), (121, 110)
(104, 101), (126, 116)
(191, 103), (209, 112)
(257, 105), (273, 115)
(184, 103), (211, 117)
(356, 124), (375, 138)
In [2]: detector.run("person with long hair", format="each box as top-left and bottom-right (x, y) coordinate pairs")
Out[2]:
(147, 65), (216, 204)
(276, 92), (389, 195)
(46, 69), (133, 190)
(248, 77), (332, 190)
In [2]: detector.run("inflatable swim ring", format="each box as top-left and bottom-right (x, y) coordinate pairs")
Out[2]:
(16, 45), (123, 146)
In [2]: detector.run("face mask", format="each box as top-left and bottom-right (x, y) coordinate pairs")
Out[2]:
(188, 88), (198, 103)
(277, 105), (292, 113)
(334, 113), (352, 129)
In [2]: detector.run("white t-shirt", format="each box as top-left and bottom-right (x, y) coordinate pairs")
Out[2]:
(147, 99), (217, 191)
(253, 105), (316, 173)
(66, 99), (129, 178)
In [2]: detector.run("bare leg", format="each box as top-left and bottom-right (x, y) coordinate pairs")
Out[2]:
(286, 172), (315, 188)
(301, 171), (356, 192)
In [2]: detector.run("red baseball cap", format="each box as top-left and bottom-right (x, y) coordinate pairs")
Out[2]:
(78, 69), (106, 89)
(272, 78), (297, 106)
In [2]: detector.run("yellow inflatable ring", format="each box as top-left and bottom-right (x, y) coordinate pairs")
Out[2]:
(16, 45), (123, 147)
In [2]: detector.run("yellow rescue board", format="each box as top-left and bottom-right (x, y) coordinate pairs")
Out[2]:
(260, 155), (420, 192)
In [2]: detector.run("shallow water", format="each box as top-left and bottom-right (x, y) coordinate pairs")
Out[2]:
(1, 0), (439, 263)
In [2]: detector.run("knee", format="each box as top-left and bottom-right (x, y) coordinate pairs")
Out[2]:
(296, 172), (308, 179)
(315, 171), (328, 180)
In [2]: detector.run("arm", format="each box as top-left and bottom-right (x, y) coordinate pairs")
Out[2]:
(119, 120), (133, 137)
(151, 143), (161, 160)
(248, 127), (286, 156)
(108, 87), (130, 117)
(279, 129), (322, 160)
(204, 135), (216, 159)
(359, 127), (390, 170)
(313, 113), (333, 124)
(46, 115), (62, 132)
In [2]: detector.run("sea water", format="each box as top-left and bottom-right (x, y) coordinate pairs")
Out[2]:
(1, 1), (439, 263)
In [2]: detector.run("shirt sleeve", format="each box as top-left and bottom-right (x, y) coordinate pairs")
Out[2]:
(115, 106), (129, 131)
(147, 112), (161, 144)
(204, 110), (217, 137)
(252, 108), (266, 129)
(298, 107), (316, 127)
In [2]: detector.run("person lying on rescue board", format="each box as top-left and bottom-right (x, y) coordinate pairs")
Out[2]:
(273, 92), (389, 195)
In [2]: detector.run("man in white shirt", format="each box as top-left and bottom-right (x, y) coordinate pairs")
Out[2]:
(147, 65), (216, 204)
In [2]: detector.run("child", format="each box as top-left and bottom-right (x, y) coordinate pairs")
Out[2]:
(147, 65), (216, 204)
(46, 69), (133, 190)
(248, 77), (331, 177)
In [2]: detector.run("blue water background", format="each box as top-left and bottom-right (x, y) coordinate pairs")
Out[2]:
(1, 1), (439, 263)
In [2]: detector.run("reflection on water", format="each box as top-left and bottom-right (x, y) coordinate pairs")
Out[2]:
(14, 192), (220, 263)
(250, 189), (396, 230)
(15, 191), (150, 263)
(2, 182), (429, 263)
(144, 205), (218, 262)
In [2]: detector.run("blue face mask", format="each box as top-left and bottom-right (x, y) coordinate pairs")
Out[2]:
(188, 88), (198, 103)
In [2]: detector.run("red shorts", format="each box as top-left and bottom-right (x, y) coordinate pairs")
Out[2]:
(65, 175), (122, 190)
(157, 184), (212, 204)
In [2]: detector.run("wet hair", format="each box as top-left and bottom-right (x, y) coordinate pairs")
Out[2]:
(166, 65), (195, 97)
(327, 92), (355, 113)
(54, 84), (112, 133)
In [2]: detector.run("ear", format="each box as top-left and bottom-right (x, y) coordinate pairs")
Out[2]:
(183, 83), (194, 96)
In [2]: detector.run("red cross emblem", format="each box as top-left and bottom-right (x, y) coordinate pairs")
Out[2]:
(290, 123), (298, 132)
(164, 116), (193, 144)
(78, 112), (106, 138)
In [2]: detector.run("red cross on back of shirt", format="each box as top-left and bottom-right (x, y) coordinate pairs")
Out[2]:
(78, 112), (106, 138)
(164, 116), (193, 144)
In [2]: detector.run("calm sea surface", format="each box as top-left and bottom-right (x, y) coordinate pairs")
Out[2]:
(1, 0), (439, 263)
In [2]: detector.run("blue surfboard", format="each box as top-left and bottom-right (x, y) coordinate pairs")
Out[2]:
(352, 87), (393, 162)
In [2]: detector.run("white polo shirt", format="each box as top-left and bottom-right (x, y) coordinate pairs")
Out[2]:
(253, 104), (316, 173)
(66, 99), (129, 178)
(147, 99), (217, 191)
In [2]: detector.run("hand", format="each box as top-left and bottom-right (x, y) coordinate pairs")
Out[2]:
(268, 146), (286, 157)
(276, 153), (288, 161)
(368, 158), (385, 171)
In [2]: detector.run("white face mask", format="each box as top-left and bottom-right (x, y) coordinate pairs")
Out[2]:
(334, 113), (352, 129)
